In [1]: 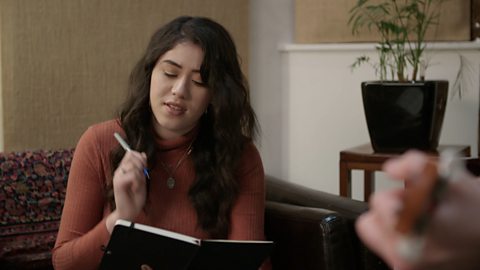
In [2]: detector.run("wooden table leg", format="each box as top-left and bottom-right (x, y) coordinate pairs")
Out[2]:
(339, 160), (351, 197)
(364, 171), (375, 202)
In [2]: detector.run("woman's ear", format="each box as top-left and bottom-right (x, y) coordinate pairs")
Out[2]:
(205, 103), (213, 115)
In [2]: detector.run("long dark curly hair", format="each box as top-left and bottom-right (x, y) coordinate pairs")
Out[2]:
(107, 16), (258, 238)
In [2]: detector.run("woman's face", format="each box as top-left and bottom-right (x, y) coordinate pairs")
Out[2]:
(150, 41), (211, 139)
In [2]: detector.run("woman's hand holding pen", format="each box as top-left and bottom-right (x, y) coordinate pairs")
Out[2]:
(113, 150), (148, 220)
(106, 133), (149, 233)
(355, 151), (480, 270)
(106, 150), (148, 233)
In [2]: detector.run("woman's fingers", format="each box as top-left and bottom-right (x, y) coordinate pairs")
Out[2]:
(357, 189), (413, 270)
(356, 211), (400, 268)
(118, 151), (147, 174)
(383, 150), (429, 180)
(360, 151), (480, 270)
(112, 150), (148, 220)
(383, 150), (439, 194)
(369, 188), (403, 228)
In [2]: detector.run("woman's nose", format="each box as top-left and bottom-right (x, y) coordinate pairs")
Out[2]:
(171, 77), (188, 97)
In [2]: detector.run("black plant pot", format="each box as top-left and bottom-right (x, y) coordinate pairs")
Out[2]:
(362, 80), (448, 153)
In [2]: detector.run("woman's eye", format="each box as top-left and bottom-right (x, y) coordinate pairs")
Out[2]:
(164, 72), (177, 78)
(192, 80), (207, 87)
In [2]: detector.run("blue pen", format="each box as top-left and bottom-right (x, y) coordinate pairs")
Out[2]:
(113, 132), (150, 179)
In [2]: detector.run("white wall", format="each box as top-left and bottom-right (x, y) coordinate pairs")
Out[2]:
(250, 2), (480, 199)
(281, 44), (480, 199)
(249, 0), (294, 178)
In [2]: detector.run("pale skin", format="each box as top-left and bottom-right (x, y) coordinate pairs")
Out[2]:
(356, 151), (480, 270)
(105, 41), (211, 233)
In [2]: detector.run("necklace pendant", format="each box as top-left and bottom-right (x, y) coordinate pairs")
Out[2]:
(166, 177), (175, 189)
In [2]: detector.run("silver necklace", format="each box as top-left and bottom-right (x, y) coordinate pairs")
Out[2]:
(160, 141), (193, 189)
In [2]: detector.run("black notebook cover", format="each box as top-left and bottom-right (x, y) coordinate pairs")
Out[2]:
(100, 219), (273, 270)
(188, 239), (274, 270)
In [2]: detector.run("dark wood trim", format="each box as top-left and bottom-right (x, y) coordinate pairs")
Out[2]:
(339, 144), (471, 201)
(472, 0), (480, 40)
(472, 0), (480, 155)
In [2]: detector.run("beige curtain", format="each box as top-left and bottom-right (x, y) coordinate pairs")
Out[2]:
(0, 0), (248, 151)
(295, 0), (471, 43)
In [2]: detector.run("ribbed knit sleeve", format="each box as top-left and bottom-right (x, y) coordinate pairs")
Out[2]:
(229, 142), (266, 241)
(52, 122), (116, 270)
(230, 142), (271, 270)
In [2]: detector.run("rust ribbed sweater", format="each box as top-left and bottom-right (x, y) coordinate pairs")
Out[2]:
(52, 120), (267, 269)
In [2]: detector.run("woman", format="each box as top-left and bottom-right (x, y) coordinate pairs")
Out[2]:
(53, 16), (267, 269)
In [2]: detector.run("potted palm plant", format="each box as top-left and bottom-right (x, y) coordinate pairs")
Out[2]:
(349, 0), (448, 153)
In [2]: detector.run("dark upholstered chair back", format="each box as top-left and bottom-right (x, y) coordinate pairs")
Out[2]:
(265, 176), (390, 270)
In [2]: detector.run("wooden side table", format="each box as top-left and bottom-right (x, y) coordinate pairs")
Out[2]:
(339, 144), (471, 201)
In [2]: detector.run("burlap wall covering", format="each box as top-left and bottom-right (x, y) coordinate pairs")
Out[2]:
(0, 0), (248, 151)
(295, 0), (471, 43)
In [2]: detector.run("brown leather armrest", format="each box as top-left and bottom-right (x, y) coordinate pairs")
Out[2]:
(266, 175), (368, 220)
(265, 201), (355, 270)
(265, 175), (391, 270)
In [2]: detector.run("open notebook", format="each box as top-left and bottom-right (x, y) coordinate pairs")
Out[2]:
(100, 219), (274, 270)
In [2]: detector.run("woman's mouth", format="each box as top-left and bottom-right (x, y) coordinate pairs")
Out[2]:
(164, 102), (186, 116)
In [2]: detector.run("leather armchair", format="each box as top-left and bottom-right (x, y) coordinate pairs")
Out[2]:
(264, 175), (390, 270)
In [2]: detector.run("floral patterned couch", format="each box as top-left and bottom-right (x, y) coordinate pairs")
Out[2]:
(0, 149), (74, 270)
